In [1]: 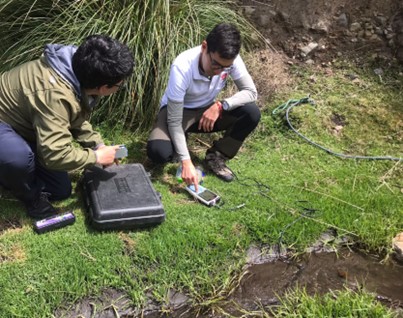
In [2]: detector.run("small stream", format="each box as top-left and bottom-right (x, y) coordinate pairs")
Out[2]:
(57, 247), (403, 317)
(221, 248), (403, 317)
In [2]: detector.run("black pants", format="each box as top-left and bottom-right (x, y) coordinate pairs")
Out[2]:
(147, 102), (261, 163)
(0, 122), (72, 203)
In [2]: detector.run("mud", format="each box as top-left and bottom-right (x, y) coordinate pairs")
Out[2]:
(57, 248), (403, 317)
(223, 249), (403, 316)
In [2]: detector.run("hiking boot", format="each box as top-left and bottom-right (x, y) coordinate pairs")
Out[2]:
(25, 192), (58, 219)
(204, 151), (235, 182)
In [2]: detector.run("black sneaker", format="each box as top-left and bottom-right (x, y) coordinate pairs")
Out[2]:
(205, 151), (235, 182)
(25, 192), (58, 219)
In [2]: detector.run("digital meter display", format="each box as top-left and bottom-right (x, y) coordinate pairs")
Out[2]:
(198, 189), (218, 201)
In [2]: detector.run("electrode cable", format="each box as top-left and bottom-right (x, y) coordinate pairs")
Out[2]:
(272, 95), (402, 161)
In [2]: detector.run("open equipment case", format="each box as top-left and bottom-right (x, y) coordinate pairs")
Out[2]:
(82, 164), (165, 230)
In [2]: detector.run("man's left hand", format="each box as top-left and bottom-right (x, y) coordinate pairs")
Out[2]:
(198, 101), (222, 132)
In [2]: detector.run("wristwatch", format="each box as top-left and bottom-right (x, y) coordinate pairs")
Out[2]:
(221, 100), (230, 111)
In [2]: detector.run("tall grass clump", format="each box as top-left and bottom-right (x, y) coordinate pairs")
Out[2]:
(0, 0), (261, 131)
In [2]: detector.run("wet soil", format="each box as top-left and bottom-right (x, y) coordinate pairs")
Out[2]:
(56, 248), (403, 317)
(223, 249), (403, 316)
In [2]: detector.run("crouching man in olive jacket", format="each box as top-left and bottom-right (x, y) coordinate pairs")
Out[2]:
(0, 34), (134, 219)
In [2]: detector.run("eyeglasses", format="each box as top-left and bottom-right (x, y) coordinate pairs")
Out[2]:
(208, 52), (233, 71)
(112, 81), (126, 90)
(109, 81), (131, 95)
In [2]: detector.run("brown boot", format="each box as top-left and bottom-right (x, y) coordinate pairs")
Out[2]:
(204, 151), (235, 182)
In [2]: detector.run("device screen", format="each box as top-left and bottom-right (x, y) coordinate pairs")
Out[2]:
(198, 189), (218, 201)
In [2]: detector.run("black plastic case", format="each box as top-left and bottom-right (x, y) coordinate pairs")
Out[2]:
(82, 164), (165, 230)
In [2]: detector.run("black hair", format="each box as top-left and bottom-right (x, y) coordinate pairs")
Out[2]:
(72, 34), (134, 89)
(206, 23), (241, 59)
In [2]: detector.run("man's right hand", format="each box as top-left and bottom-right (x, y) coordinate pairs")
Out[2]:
(198, 101), (222, 132)
(94, 145), (120, 167)
(181, 159), (199, 192)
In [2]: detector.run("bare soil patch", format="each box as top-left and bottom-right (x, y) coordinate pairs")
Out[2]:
(240, 0), (402, 64)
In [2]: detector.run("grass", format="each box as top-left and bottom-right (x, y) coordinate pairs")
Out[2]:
(0, 53), (401, 317)
(271, 288), (397, 318)
(0, 0), (261, 131)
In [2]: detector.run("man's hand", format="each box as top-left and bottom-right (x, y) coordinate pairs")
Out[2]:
(94, 145), (120, 167)
(198, 101), (222, 132)
(181, 159), (199, 192)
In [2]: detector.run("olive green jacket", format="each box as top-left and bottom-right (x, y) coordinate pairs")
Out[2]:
(0, 57), (103, 171)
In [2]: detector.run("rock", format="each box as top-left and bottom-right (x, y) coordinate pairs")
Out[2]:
(300, 42), (319, 56)
(350, 22), (362, 33)
(374, 15), (387, 27)
(243, 5), (256, 16)
(364, 22), (373, 30)
(336, 13), (349, 28)
(364, 30), (373, 38)
(374, 27), (383, 35)
(312, 20), (329, 33)
(370, 34), (382, 43)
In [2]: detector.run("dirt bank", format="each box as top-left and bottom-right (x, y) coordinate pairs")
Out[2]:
(240, 0), (403, 63)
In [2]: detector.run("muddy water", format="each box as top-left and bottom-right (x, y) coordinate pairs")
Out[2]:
(225, 249), (403, 315)
(146, 248), (403, 317)
(57, 249), (403, 317)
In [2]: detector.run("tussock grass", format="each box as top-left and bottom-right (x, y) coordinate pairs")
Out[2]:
(0, 0), (261, 131)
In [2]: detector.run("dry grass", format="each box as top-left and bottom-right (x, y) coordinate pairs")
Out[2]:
(0, 243), (26, 264)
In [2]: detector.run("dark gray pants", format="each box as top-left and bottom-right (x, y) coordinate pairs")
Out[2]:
(0, 122), (71, 203)
(147, 102), (261, 163)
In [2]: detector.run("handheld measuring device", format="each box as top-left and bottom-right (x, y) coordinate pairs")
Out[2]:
(185, 184), (220, 206)
(115, 145), (128, 159)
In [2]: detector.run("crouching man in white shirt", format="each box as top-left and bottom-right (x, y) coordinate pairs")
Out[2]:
(147, 23), (260, 188)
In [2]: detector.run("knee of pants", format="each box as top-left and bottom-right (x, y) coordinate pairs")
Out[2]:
(49, 183), (72, 201)
(245, 103), (262, 128)
(0, 146), (35, 177)
(147, 140), (174, 164)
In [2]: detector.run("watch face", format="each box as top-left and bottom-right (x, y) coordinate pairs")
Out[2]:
(222, 101), (229, 110)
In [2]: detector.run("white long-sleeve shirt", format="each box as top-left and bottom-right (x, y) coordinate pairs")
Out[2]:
(161, 45), (257, 161)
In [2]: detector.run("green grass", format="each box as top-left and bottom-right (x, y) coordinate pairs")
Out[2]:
(271, 288), (397, 318)
(0, 46), (402, 318)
